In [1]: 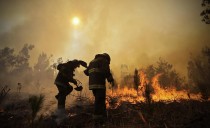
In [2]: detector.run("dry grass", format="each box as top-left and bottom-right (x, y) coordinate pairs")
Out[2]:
(0, 94), (210, 128)
(0, 85), (10, 105)
(28, 94), (45, 125)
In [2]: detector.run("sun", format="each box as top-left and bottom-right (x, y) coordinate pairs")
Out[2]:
(72, 17), (80, 26)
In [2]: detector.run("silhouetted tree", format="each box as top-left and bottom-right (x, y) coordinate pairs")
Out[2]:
(0, 44), (34, 85)
(155, 58), (184, 89)
(134, 69), (140, 92)
(122, 74), (133, 88)
(188, 46), (210, 100)
(34, 53), (54, 86)
(145, 65), (155, 82)
(11, 44), (34, 85)
(34, 53), (51, 72)
(144, 82), (152, 105)
(155, 58), (172, 88)
(52, 57), (63, 70)
(0, 47), (16, 81)
(201, 0), (210, 24)
(13, 44), (34, 69)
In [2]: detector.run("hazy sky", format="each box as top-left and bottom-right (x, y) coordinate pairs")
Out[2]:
(0, 0), (209, 77)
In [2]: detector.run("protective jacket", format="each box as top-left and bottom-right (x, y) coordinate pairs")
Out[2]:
(55, 60), (87, 86)
(84, 54), (113, 90)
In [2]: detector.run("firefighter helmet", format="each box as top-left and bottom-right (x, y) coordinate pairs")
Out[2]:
(102, 53), (111, 62)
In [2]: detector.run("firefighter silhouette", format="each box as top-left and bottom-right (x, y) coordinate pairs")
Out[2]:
(84, 53), (114, 127)
(54, 60), (87, 112)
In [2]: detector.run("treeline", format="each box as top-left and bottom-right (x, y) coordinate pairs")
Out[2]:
(0, 44), (57, 88)
(121, 58), (186, 90)
(188, 46), (210, 100)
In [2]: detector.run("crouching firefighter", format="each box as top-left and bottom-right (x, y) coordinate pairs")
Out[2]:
(84, 53), (114, 126)
(54, 60), (87, 113)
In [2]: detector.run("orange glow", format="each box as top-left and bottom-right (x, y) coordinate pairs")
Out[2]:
(106, 70), (202, 109)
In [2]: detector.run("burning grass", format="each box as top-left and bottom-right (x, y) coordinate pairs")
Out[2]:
(0, 89), (210, 128)
(0, 76), (209, 128)
(107, 87), (202, 105)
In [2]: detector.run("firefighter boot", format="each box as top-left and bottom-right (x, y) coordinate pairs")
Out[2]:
(54, 105), (68, 125)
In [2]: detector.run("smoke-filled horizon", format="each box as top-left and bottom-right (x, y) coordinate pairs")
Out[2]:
(0, 0), (209, 77)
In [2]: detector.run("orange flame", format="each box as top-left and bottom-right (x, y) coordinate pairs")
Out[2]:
(107, 71), (202, 109)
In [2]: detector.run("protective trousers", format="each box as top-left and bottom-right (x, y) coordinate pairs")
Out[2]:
(92, 89), (107, 123)
(55, 83), (73, 109)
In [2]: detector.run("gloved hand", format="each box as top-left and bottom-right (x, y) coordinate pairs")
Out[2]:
(107, 76), (114, 83)
(79, 60), (87, 68)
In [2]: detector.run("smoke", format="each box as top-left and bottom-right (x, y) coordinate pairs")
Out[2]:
(0, 0), (210, 78)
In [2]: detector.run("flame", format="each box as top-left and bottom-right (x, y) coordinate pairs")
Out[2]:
(107, 87), (144, 109)
(150, 73), (201, 101)
(106, 71), (203, 109)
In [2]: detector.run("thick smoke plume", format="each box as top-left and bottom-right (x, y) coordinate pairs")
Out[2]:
(0, 0), (209, 78)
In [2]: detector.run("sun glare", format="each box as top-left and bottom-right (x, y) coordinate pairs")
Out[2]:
(72, 17), (80, 26)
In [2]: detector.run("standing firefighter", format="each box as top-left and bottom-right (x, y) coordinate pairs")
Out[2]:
(84, 53), (114, 127)
(54, 60), (87, 116)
